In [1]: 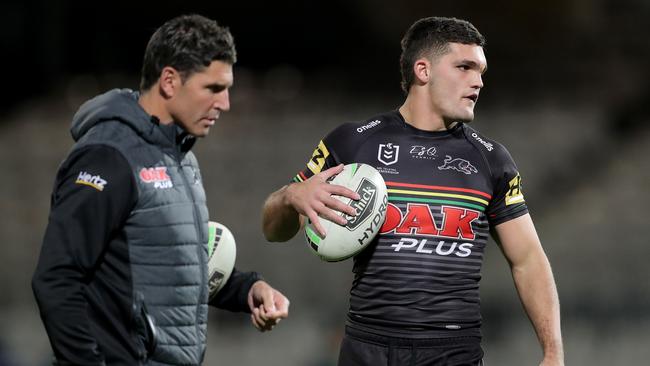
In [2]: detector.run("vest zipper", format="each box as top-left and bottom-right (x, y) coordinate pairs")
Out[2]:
(177, 158), (207, 359)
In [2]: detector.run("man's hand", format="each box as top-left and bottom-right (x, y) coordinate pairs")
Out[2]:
(247, 280), (290, 332)
(285, 164), (360, 237)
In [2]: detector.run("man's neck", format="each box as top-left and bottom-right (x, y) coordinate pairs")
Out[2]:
(399, 92), (456, 132)
(138, 89), (173, 124)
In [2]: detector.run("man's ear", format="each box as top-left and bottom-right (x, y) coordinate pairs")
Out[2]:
(413, 58), (431, 85)
(159, 66), (181, 98)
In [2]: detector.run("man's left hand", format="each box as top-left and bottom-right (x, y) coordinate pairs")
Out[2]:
(247, 280), (290, 332)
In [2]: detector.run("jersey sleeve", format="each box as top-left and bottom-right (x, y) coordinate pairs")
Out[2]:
(292, 123), (359, 183)
(31, 144), (136, 364)
(486, 144), (529, 226)
(208, 268), (262, 312)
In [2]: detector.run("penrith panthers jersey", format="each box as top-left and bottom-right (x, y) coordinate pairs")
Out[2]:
(294, 110), (528, 338)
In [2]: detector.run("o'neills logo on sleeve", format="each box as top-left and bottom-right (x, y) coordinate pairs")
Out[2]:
(76, 171), (107, 191)
(139, 167), (174, 189)
(471, 132), (494, 151)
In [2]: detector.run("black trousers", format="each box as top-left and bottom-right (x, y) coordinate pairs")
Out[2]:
(338, 326), (484, 366)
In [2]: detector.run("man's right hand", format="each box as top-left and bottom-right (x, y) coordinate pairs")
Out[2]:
(262, 164), (361, 242)
(285, 164), (361, 237)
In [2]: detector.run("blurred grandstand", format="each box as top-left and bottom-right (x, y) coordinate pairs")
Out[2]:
(1, 1), (648, 365)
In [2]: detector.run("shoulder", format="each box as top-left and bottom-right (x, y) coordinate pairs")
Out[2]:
(74, 120), (158, 166)
(461, 124), (516, 168)
(63, 144), (133, 179)
(319, 111), (398, 162)
(325, 110), (399, 143)
(76, 120), (139, 148)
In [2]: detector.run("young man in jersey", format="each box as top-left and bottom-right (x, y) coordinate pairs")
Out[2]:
(262, 17), (563, 365)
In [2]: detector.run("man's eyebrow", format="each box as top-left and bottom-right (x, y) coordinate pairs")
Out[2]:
(460, 59), (488, 74)
(206, 82), (231, 90)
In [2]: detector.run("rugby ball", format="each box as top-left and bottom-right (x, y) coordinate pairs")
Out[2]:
(207, 221), (236, 299)
(305, 163), (388, 262)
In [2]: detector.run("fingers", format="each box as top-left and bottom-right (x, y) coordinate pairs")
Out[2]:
(306, 210), (328, 238)
(327, 183), (361, 202)
(251, 305), (277, 332)
(250, 303), (286, 332)
(323, 194), (357, 218)
(266, 290), (290, 319)
(249, 286), (290, 332)
(319, 164), (345, 180)
(290, 164), (363, 237)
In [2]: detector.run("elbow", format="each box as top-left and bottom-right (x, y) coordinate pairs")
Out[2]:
(262, 222), (290, 243)
(261, 188), (300, 242)
(262, 215), (301, 243)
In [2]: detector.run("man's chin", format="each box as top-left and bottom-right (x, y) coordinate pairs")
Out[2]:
(192, 127), (211, 138)
(452, 114), (474, 124)
(458, 110), (475, 123)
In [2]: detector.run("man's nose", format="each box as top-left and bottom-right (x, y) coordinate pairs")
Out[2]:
(473, 73), (484, 89)
(214, 89), (230, 111)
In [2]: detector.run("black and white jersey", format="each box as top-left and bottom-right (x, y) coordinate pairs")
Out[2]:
(294, 110), (528, 338)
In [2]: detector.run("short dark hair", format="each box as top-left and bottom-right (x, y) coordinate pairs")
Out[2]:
(140, 14), (237, 91)
(399, 17), (485, 94)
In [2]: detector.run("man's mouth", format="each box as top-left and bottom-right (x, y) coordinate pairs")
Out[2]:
(464, 94), (479, 103)
(201, 117), (216, 126)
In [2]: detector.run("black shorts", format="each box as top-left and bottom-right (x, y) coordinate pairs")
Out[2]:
(338, 326), (484, 366)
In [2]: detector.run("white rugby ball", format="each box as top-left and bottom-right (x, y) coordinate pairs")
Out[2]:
(305, 163), (388, 262)
(207, 221), (236, 299)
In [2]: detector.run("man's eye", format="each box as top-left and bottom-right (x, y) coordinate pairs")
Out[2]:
(208, 86), (226, 93)
(458, 65), (470, 71)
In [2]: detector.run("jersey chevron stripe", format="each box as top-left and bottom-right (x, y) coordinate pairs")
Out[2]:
(387, 189), (489, 206)
(388, 196), (485, 211)
(385, 181), (492, 199)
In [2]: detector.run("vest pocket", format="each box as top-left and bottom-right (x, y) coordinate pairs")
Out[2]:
(133, 292), (158, 360)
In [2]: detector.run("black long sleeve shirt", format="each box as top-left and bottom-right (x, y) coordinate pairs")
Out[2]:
(33, 144), (259, 365)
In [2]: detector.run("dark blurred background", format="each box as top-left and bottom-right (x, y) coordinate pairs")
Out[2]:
(1, 1), (649, 365)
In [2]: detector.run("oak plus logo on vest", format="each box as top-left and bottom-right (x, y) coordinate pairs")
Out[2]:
(380, 203), (480, 257)
(75, 171), (107, 191)
(139, 167), (174, 189)
(437, 155), (478, 175)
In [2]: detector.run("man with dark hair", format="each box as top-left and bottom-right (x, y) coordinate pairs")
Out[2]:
(32, 14), (289, 366)
(262, 16), (563, 365)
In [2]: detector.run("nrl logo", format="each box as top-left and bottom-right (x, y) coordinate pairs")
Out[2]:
(377, 143), (399, 166)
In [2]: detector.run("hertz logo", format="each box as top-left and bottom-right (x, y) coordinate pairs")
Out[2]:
(75, 171), (107, 191)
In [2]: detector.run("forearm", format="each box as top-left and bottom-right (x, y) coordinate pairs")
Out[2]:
(209, 268), (261, 312)
(32, 145), (135, 364)
(512, 252), (564, 363)
(32, 265), (105, 364)
(262, 185), (302, 242)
